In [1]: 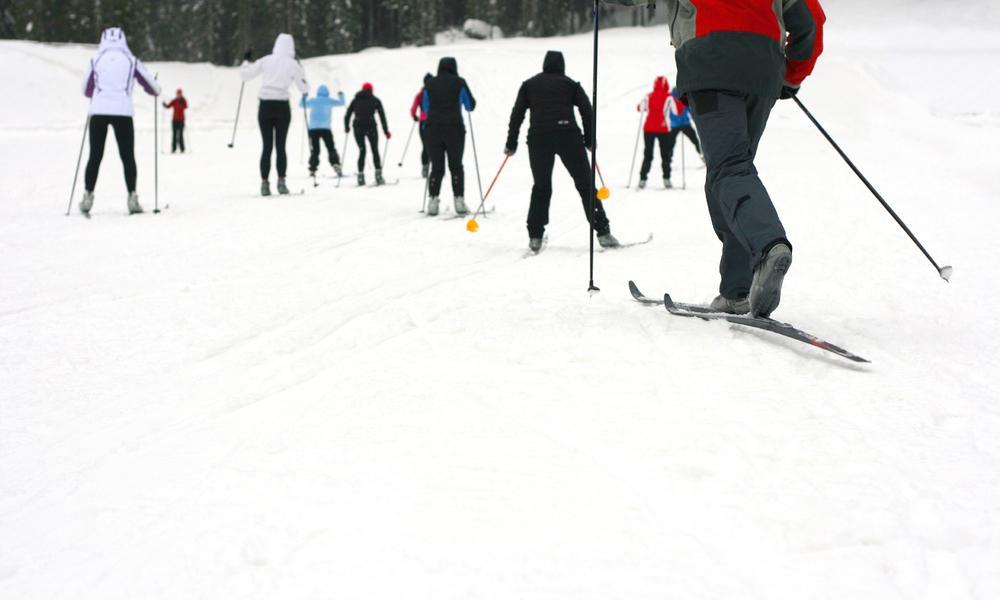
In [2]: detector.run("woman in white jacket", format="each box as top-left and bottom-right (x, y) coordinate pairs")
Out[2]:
(80, 27), (161, 216)
(241, 33), (309, 196)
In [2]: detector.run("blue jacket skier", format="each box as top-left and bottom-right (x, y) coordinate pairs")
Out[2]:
(301, 84), (346, 176)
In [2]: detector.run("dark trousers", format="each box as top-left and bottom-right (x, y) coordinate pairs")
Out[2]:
(426, 124), (465, 198)
(171, 120), (185, 153)
(257, 100), (291, 180)
(419, 124), (429, 166)
(308, 129), (340, 172)
(639, 132), (672, 180)
(689, 90), (788, 299)
(669, 124), (701, 155)
(526, 130), (610, 239)
(85, 115), (136, 193)
(353, 126), (381, 171)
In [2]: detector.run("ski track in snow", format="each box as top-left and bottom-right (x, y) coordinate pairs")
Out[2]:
(2, 7), (1000, 599)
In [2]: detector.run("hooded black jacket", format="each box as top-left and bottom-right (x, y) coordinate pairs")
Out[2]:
(506, 51), (593, 151)
(344, 89), (388, 133)
(424, 57), (476, 128)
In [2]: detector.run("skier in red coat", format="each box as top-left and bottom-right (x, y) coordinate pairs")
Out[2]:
(163, 89), (188, 153)
(611, 0), (825, 317)
(636, 76), (680, 189)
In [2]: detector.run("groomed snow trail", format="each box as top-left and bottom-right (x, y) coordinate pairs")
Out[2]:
(2, 4), (1000, 598)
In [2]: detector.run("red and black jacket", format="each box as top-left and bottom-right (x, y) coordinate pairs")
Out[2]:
(661, 0), (825, 98)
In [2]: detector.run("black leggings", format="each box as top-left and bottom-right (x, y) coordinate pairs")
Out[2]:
(308, 129), (340, 172)
(526, 130), (610, 239)
(426, 124), (465, 198)
(171, 120), (185, 152)
(640, 132), (672, 180)
(419, 124), (429, 166)
(258, 100), (291, 180)
(354, 126), (381, 171)
(85, 115), (136, 193)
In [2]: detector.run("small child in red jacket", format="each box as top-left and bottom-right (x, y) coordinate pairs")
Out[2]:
(163, 89), (188, 153)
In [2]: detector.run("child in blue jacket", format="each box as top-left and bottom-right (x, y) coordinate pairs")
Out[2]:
(301, 84), (346, 176)
(666, 89), (702, 159)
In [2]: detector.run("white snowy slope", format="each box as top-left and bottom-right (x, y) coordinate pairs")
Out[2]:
(2, 2), (1000, 598)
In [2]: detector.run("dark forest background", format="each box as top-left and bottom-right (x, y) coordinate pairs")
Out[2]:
(0, 1), (660, 64)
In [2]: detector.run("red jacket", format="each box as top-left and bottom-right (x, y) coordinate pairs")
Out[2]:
(164, 97), (187, 122)
(638, 76), (671, 134)
(668, 0), (825, 97)
(410, 88), (427, 123)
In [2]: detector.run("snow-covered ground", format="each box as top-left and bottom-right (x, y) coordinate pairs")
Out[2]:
(2, 2), (1000, 598)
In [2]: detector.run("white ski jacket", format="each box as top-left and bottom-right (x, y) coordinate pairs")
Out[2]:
(240, 33), (309, 101)
(82, 28), (161, 117)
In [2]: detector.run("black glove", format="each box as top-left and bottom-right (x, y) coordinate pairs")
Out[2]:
(412, 115), (419, 122)
(779, 85), (799, 100)
(243, 48), (253, 62)
(504, 145), (516, 156)
(345, 126), (351, 134)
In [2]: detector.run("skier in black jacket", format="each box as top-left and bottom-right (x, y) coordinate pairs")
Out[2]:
(505, 51), (618, 252)
(345, 82), (390, 186)
(421, 57), (476, 216)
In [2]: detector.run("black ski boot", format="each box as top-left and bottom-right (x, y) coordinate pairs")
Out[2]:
(277, 178), (290, 195)
(375, 169), (385, 186)
(261, 180), (271, 197)
(357, 173), (366, 186)
(749, 242), (793, 318)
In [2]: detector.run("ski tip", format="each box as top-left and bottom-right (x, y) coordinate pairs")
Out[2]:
(628, 280), (642, 299)
(939, 265), (953, 282)
(663, 293), (677, 309)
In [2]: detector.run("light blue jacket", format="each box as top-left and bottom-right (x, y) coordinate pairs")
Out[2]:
(301, 85), (345, 130)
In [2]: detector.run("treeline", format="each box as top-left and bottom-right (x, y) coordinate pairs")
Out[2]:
(0, 0), (660, 65)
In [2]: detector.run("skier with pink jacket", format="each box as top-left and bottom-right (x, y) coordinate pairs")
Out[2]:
(79, 27), (161, 217)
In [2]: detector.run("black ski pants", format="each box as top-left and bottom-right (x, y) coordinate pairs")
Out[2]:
(419, 123), (429, 167)
(353, 125), (381, 172)
(668, 124), (701, 155)
(258, 100), (291, 180)
(171, 120), (185, 153)
(308, 129), (340, 172)
(426, 124), (465, 198)
(85, 115), (136, 193)
(688, 90), (788, 299)
(526, 130), (610, 239)
(639, 132), (672, 181)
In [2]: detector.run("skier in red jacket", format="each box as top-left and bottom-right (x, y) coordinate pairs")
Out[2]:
(612, 0), (825, 317)
(163, 89), (188, 153)
(409, 73), (432, 178)
(636, 76), (680, 189)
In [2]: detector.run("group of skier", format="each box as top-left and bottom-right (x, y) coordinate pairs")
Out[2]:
(79, 0), (825, 318)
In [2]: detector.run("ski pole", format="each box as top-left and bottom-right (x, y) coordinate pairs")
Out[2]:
(595, 160), (610, 200)
(467, 111), (485, 209)
(680, 130), (686, 190)
(587, 0), (601, 294)
(420, 168), (430, 213)
(336, 131), (351, 188)
(154, 78), (160, 214)
(627, 109), (643, 188)
(227, 82), (245, 148)
(381, 135), (391, 181)
(793, 96), (952, 281)
(398, 120), (416, 167)
(466, 154), (511, 232)
(302, 102), (317, 186)
(66, 115), (90, 216)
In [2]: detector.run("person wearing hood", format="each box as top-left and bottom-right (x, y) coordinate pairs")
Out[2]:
(421, 57), (476, 216)
(240, 33), (309, 196)
(344, 83), (390, 186)
(505, 51), (618, 252)
(301, 84), (346, 177)
(163, 88), (188, 153)
(409, 73), (433, 178)
(79, 27), (161, 217)
(637, 76), (680, 189)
